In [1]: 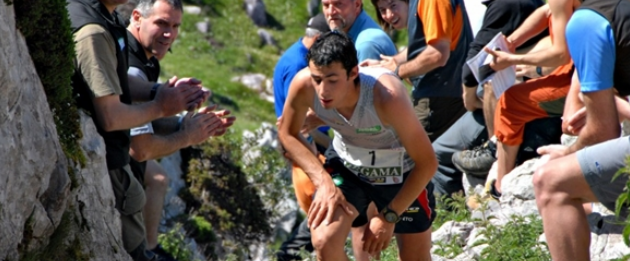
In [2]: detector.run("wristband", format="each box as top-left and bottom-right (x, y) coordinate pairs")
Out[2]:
(149, 83), (160, 100)
(535, 66), (543, 77)
(393, 64), (401, 79)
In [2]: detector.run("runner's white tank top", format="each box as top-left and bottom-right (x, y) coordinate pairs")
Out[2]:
(312, 67), (415, 184)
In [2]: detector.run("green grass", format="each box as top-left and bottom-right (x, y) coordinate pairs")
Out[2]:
(160, 0), (408, 133)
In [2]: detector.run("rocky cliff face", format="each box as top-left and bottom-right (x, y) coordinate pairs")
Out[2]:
(0, 2), (130, 260)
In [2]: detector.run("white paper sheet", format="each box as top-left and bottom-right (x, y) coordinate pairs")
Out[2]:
(466, 33), (516, 99)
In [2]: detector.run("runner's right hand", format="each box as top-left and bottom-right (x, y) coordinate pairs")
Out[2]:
(307, 183), (354, 228)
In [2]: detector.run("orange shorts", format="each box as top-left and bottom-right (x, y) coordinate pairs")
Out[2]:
(494, 62), (573, 146)
(291, 154), (325, 213)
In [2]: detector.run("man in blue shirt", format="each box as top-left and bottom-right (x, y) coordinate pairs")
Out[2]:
(274, 13), (330, 118)
(321, 0), (397, 61)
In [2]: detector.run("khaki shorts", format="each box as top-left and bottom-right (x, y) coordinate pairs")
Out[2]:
(577, 136), (630, 215)
(109, 165), (146, 252)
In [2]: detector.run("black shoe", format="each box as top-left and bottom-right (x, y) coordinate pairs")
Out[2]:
(452, 141), (497, 177)
(488, 179), (502, 200)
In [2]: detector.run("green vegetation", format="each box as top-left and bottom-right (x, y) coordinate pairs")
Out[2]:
(177, 129), (289, 257)
(615, 157), (630, 257)
(19, 211), (91, 261)
(155, 1), (555, 260)
(158, 223), (198, 261)
(13, 0), (84, 165)
(161, 0), (407, 133)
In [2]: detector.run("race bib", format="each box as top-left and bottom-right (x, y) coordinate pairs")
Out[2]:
(337, 143), (405, 185)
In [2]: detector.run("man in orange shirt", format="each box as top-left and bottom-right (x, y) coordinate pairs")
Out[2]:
(366, 0), (473, 142)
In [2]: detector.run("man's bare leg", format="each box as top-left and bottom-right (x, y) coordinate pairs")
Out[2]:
(533, 154), (598, 261)
(351, 203), (378, 261)
(495, 142), (519, 193)
(396, 229), (432, 261)
(143, 160), (169, 249)
(482, 82), (497, 137)
(311, 204), (359, 261)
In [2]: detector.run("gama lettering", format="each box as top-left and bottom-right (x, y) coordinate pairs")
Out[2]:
(344, 162), (402, 177)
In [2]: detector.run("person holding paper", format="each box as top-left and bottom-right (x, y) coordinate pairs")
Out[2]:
(461, 1), (580, 208)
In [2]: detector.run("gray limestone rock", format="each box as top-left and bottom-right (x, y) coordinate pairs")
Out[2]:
(244, 0), (268, 27)
(69, 112), (132, 261)
(0, 2), (69, 257)
(306, 0), (320, 17)
(432, 221), (475, 246)
(183, 5), (201, 15)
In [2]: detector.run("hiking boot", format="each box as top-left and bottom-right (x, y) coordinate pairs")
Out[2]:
(466, 179), (502, 210)
(452, 141), (497, 177)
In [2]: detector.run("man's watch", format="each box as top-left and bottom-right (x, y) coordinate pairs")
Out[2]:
(380, 207), (400, 223)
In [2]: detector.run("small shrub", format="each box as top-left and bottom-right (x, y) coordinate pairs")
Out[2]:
(476, 215), (549, 261)
(433, 192), (471, 230)
(158, 223), (196, 261)
(178, 128), (291, 257)
(614, 157), (630, 247)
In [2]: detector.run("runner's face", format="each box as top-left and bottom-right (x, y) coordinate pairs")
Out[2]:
(376, 0), (408, 30)
(322, 0), (360, 32)
(136, 0), (182, 59)
(309, 61), (358, 109)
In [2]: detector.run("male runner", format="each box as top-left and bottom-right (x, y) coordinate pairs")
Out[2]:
(278, 31), (437, 260)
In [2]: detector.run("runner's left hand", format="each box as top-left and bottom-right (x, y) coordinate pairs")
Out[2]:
(300, 108), (325, 135)
(362, 214), (395, 256)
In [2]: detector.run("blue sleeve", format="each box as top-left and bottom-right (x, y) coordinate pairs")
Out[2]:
(566, 9), (616, 93)
(355, 29), (398, 62)
(273, 65), (302, 118)
(356, 40), (384, 62)
(272, 71), (286, 118)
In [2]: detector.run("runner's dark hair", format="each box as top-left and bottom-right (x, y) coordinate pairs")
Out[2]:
(307, 30), (359, 84)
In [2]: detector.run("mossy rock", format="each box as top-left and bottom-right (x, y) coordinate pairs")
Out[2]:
(13, 0), (84, 166)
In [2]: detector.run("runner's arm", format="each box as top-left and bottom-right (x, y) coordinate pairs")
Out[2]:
(277, 70), (335, 189)
(374, 75), (438, 216)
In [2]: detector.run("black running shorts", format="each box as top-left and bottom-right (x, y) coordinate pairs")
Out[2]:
(324, 158), (436, 234)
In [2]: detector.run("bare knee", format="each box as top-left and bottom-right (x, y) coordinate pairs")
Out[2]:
(145, 161), (169, 192)
(533, 163), (567, 208)
(310, 210), (357, 259)
(311, 227), (343, 256)
(532, 164), (549, 194)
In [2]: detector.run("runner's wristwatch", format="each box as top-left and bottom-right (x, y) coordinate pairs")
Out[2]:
(381, 207), (400, 223)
